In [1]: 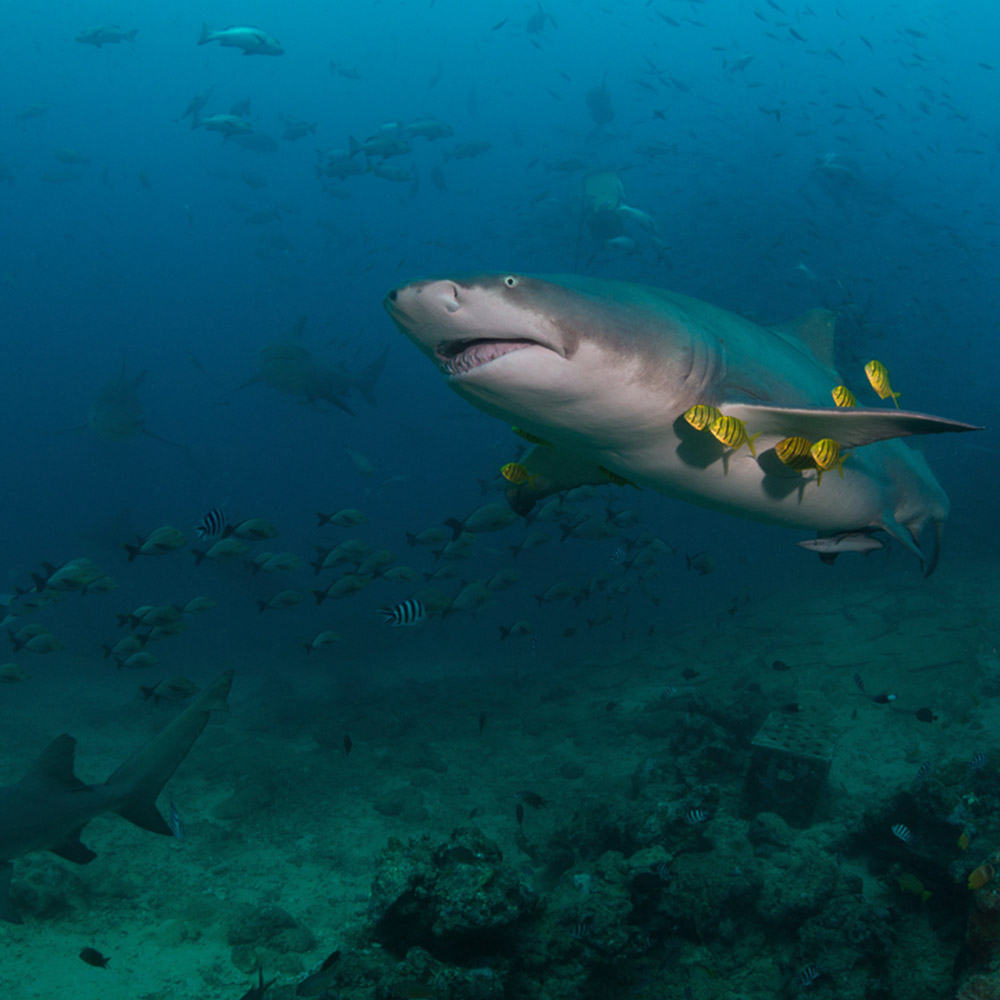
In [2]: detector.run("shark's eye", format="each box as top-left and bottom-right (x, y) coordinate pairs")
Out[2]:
(503, 275), (519, 288)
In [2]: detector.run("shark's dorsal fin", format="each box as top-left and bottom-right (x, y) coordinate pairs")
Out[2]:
(49, 828), (97, 865)
(18, 734), (89, 793)
(771, 308), (837, 369)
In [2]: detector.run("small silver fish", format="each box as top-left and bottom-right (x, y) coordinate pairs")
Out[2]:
(168, 801), (185, 840)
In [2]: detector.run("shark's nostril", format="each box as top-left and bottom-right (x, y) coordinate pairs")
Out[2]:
(444, 286), (461, 313)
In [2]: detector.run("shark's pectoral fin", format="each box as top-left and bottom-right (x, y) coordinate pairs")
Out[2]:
(49, 828), (98, 865)
(232, 375), (261, 393)
(0, 864), (22, 924)
(143, 429), (189, 450)
(504, 445), (611, 516)
(314, 395), (355, 416)
(721, 403), (981, 449)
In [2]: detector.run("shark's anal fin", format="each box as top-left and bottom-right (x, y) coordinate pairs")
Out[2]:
(721, 403), (982, 448)
(0, 863), (22, 924)
(49, 828), (98, 865)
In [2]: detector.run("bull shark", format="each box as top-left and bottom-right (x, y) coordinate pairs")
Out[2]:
(385, 273), (981, 575)
(237, 316), (388, 415)
(86, 359), (186, 450)
(0, 671), (232, 923)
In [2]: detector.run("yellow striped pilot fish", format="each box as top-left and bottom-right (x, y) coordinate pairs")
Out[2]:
(500, 462), (538, 489)
(683, 404), (722, 431)
(831, 385), (857, 408)
(810, 438), (849, 485)
(864, 360), (901, 408)
(512, 425), (553, 447)
(775, 436), (815, 470)
(709, 414), (761, 458)
(896, 872), (932, 902)
(598, 466), (641, 489)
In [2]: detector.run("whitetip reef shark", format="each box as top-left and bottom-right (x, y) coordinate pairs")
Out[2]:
(385, 273), (981, 576)
(0, 671), (232, 923)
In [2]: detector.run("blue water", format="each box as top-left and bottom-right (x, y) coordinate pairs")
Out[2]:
(1, 2), (995, 659)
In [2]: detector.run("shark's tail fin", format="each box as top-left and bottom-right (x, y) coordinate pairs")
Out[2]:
(355, 347), (389, 407)
(104, 671), (232, 834)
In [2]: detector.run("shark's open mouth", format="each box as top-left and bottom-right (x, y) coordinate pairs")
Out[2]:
(436, 338), (537, 376)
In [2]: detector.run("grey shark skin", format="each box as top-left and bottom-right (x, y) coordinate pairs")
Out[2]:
(385, 273), (981, 575)
(0, 671), (232, 923)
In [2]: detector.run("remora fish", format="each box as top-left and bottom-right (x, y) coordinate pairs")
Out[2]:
(796, 529), (885, 564)
(0, 671), (232, 922)
(385, 274), (981, 575)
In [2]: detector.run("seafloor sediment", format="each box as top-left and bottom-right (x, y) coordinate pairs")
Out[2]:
(0, 560), (998, 1000)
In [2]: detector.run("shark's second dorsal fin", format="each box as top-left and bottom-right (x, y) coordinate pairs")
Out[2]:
(772, 308), (837, 369)
(18, 734), (89, 794)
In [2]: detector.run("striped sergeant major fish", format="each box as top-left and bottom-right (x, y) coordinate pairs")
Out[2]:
(798, 964), (821, 989)
(378, 598), (426, 627)
(683, 808), (709, 825)
(195, 507), (228, 540)
(891, 822), (913, 844)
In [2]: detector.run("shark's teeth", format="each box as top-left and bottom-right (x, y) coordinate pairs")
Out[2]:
(440, 339), (534, 376)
